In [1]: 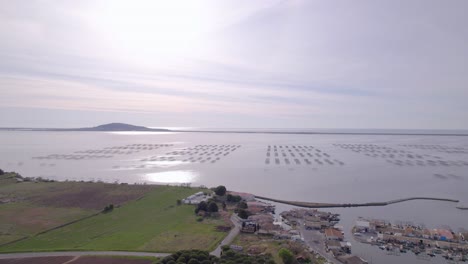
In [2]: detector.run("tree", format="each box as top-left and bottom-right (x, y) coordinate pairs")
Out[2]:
(227, 194), (241, 203)
(103, 204), (114, 212)
(238, 201), (248, 209)
(278, 248), (294, 264)
(214, 185), (226, 196)
(222, 201), (226, 210)
(207, 202), (218, 213)
(237, 209), (249, 219)
(198, 201), (207, 211)
(177, 199), (182, 206)
(0, 169), (4, 175)
(188, 258), (200, 264)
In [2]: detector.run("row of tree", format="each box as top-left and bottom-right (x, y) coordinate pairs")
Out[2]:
(160, 248), (277, 264)
(195, 201), (218, 214)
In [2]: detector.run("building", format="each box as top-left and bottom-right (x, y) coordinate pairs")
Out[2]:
(326, 240), (342, 250)
(304, 221), (322, 230)
(433, 229), (454, 241)
(355, 219), (372, 232)
(246, 201), (275, 214)
(241, 220), (258, 233)
(182, 192), (210, 205)
(325, 228), (344, 241)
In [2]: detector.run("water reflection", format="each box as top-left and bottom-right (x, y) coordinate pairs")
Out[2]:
(107, 131), (178, 135)
(145, 170), (198, 183)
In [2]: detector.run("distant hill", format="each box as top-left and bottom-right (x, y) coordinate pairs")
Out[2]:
(0, 123), (170, 132)
(76, 123), (168, 132)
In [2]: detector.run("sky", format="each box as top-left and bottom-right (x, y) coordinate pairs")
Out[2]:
(0, 0), (467, 129)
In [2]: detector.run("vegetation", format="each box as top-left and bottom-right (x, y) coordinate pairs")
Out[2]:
(214, 185), (226, 196)
(232, 233), (319, 264)
(0, 168), (4, 175)
(278, 248), (294, 264)
(195, 201), (208, 214)
(0, 185), (226, 252)
(238, 201), (248, 209)
(103, 204), (114, 212)
(195, 201), (219, 215)
(221, 246), (275, 264)
(237, 209), (249, 219)
(226, 194), (241, 203)
(160, 250), (218, 264)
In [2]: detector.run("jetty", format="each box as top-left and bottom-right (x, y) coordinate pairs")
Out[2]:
(254, 196), (460, 209)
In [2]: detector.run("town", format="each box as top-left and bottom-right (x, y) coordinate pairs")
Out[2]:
(352, 218), (468, 262)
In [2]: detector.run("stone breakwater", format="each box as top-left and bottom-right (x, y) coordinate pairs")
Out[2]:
(254, 196), (460, 209)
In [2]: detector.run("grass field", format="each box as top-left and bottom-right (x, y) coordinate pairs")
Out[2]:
(231, 234), (283, 264)
(0, 174), (156, 245)
(0, 256), (158, 264)
(0, 181), (227, 253)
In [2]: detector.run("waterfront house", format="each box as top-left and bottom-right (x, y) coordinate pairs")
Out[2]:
(325, 228), (344, 241)
(355, 219), (372, 232)
(327, 240), (342, 250)
(246, 201), (275, 213)
(304, 220), (321, 230)
(434, 229), (454, 241)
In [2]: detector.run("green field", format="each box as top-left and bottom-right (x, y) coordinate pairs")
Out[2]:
(0, 182), (227, 253)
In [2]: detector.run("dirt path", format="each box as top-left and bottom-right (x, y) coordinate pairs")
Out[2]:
(210, 214), (241, 257)
(62, 256), (79, 264)
(0, 251), (170, 259)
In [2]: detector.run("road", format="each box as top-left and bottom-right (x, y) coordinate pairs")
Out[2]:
(210, 214), (242, 257)
(0, 251), (170, 259)
(298, 221), (340, 264)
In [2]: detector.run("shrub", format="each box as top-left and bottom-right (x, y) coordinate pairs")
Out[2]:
(278, 248), (294, 264)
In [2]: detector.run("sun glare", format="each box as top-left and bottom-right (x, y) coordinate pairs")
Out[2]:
(92, 1), (212, 57)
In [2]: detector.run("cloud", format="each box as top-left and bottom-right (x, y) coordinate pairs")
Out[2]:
(0, 0), (467, 128)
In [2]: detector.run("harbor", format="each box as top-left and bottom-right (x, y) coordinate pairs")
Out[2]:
(352, 218), (468, 262)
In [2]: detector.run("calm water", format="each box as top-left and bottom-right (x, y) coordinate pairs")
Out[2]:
(1, 130), (467, 263)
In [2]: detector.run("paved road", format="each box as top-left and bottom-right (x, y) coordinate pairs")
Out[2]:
(210, 214), (241, 257)
(0, 251), (170, 259)
(298, 221), (340, 264)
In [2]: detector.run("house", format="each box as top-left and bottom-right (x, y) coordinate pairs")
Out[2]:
(355, 219), (371, 232)
(241, 220), (258, 233)
(325, 228), (344, 241)
(326, 240), (342, 250)
(340, 241), (352, 253)
(246, 201), (275, 214)
(182, 192), (210, 204)
(304, 221), (321, 230)
(433, 229), (454, 241)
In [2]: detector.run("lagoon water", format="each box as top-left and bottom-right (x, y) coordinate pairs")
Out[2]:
(1, 130), (468, 263)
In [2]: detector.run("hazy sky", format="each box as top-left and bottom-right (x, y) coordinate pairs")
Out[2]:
(1, 0), (467, 129)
